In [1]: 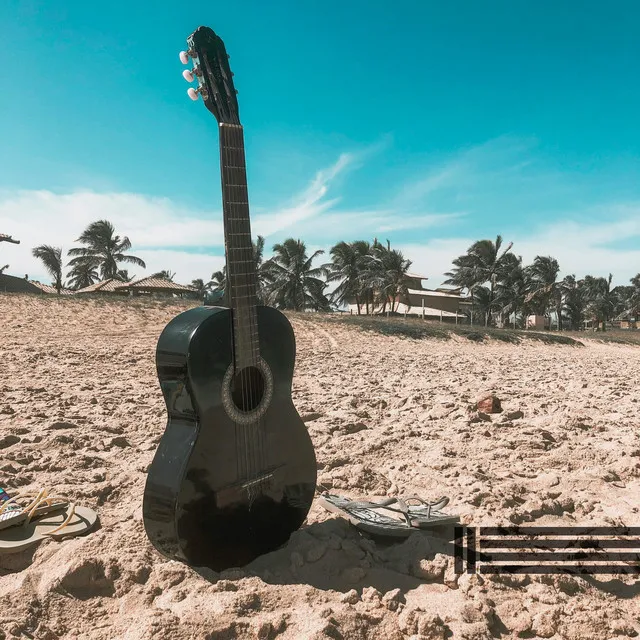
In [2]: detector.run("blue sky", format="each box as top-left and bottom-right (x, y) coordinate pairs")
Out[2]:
(1, 0), (639, 286)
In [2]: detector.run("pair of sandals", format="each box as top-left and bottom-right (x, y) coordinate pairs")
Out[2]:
(0, 488), (98, 554)
(318, 493), (459, 538)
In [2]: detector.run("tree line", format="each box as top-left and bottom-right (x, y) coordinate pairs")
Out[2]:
(29, 220), (640, 330)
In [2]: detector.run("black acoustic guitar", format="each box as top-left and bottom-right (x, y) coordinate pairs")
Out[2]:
(142, 26), (317, 572)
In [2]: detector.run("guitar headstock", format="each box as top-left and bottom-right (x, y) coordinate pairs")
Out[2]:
(180, 26), (240, 124)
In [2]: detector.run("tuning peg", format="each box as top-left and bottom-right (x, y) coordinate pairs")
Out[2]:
(179, 50), (190, 64)
(187, 87), (199, 101)
(182, 69), (194, 82)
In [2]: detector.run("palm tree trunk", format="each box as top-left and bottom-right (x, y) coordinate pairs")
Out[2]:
(470, 291), (475, 326)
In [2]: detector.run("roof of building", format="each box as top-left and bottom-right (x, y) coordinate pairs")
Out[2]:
(29, 281), (74, 295)
(613, 308), (637, 322)
(74, 279), (122, 293)
(434, 286), (464, 294)
(406, 288), (463, 299)
(114, 276), (196, 292)
(405, 272), (428, 280)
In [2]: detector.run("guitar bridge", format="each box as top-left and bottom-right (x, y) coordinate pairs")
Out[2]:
(215, 466), (284, 508)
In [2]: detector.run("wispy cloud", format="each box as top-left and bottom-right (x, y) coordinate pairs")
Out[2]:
(397, 209), (640, 288)
(2, 134), (638, 288)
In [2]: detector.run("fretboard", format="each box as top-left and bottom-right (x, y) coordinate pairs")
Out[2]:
(219, 123), (259, 369)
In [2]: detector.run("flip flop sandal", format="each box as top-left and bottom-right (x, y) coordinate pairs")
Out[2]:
(0, 489), (70, 531)
(0, 503), (98, 554)
(318, 493), (460, 538)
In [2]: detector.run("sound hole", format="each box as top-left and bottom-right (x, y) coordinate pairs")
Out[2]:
(231, 366), (265, 412)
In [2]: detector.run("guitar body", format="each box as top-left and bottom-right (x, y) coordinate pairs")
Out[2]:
(143, 26), (317, 571)
(143, 305), (317, 570)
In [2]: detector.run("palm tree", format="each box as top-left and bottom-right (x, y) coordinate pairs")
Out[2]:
(631, 273), (640, 295)
(262, 238), (330, 311)
(443, 254), (480, 325)
(150, 270), (175, 281)
(32, 245), (64, 294)
(583, 274), (617, 331)
(494, 257), (527, 328)
(116, 269), (133, 282)
(67, 259), (99, 290)
(253, 235), (275, 304)
(612, 284), (635, 319)
(190, 278), (209, 299)
(352, 240), (373, 313)
(366, 239), (412, 313)
(630, 273), (640, 316)
(525, 256), (562, 329)
(210, 267), (226, 291)
(472, 285), (493, 325)
(445, 235), (513, 326)
(326, 241), (365, 312)
(560, 275), (588, 330)
(468, 235), (514, 326)
(67, 220), (146, 280)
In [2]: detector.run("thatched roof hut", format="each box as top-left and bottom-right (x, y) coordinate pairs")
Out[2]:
(114, 276), (196, 297)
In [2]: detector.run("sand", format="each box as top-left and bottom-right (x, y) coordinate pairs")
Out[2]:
(0, 293), (639, 640)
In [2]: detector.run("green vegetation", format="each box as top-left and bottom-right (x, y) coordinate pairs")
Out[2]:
(296, 312), (584, 346)
(22, 219), (640, 335)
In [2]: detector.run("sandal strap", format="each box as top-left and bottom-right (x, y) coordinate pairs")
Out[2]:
(23, 493), (70, 525)
(0, 488), (50, 515)
(43, 503), (76, 536)
(343, 495), (450, 525)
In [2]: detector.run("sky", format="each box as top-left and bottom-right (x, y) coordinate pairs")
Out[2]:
(1, 0), (639, 288)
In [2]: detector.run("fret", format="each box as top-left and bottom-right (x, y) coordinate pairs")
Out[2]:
(219, 122), (263, 366)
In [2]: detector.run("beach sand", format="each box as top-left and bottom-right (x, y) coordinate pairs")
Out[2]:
(1, 294), (639, 639)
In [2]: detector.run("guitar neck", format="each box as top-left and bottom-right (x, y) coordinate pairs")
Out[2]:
(219, 123), (259, 368)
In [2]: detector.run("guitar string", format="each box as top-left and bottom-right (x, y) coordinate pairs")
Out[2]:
(237, 122), (266, 493)
(231, 123), (255, 488)
(234, 123), (259, 491)
(244, 122), (267, 492)
(238, 122), (263, 492)
(236, 123), (256, 488)
(223, 123), (249, 485)
(222, 123), (240, 482)
(234, 123), (264, 492)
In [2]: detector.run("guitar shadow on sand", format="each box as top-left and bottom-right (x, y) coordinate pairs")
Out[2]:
(192, 516), (460, 597)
